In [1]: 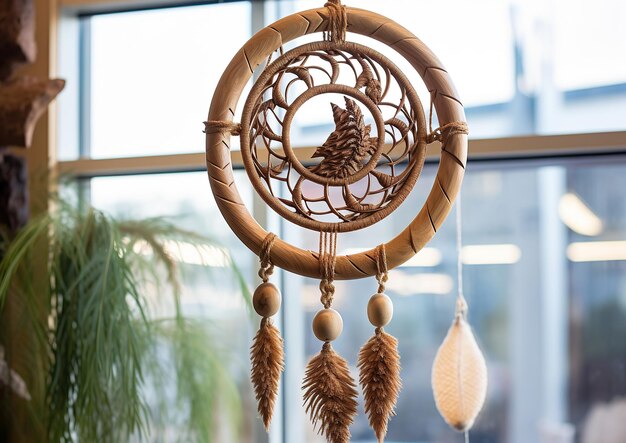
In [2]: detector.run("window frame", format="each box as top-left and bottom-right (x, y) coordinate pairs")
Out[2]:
(55, 0), (626, 178)
(39, 1), (626, 443)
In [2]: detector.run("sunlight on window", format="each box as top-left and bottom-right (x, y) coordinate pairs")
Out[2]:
(90, 3), (251, 158)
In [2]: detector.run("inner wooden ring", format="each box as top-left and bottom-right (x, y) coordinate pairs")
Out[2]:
(240, 40), (426, 233)
(281, 85), (386, 187)
(205, 7), (468, 279)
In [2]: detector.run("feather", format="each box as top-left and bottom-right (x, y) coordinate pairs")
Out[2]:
(250, 317), (284, 431)
(358, 329), (402, 442)
(432, 315), (488, 432)
(302, 342), (358, 443)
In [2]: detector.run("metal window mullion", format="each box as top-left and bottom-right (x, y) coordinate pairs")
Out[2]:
(78, 15), (92, 159)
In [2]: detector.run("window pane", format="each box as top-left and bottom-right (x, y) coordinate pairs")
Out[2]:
(280, 156), (626, 442)
(265, 0), (626, 141)
(90, 2), (251, 158)
(90, 171), (261, 442)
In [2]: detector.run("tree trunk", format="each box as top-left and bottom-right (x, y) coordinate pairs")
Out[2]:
(0, 0), (37, 81)
(0, 152), (29, 232)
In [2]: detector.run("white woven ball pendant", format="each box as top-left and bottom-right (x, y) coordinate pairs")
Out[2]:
(432, 315), (488, 432)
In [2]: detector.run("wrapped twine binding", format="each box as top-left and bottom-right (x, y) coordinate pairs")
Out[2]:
(203, 120), (241, 135)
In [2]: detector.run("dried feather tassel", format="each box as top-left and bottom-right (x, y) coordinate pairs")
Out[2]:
(432, 315), (487, 432)
(250, 317), (284, 431)
(358, 328), (401, 443)
(303, 342), (358, 443)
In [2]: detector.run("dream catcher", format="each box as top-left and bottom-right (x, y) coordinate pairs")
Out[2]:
(205, 1), (487, 441)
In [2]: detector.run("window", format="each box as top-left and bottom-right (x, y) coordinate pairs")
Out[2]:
(54, 1), (626, 442)
(282, 157), (626, 442)
(269, 0), (626, 140)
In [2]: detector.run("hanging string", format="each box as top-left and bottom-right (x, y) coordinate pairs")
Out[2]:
(258, 232), (277, 282)
(203, 120), (242, 136)
(455, 195), (468, 319)
(324, 0), (348, 43)
(456, 198), (471, 442)
(375, 244), (388, 294)
(319, 229), (338, 309)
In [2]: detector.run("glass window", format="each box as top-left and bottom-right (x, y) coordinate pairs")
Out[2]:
(280, 156), (626, 442)
(56, 1), (626, 442)
(268, 0), (626, 141)
(89, 2), (251, 158)
(89, 171), (261, 442)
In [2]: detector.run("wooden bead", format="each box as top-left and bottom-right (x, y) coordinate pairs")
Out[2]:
(253, 282), (281, 318)
(367, 293), (393, 327)
(312, 308), (343, 342)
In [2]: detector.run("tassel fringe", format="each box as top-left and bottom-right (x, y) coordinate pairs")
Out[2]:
(303, 342), (358, 443)
(251, 317), (284, 431)
(358, 328), (402, 442)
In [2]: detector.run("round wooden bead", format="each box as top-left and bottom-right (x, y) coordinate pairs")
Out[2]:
(312, 308), (343, 342)
(253, 282), (281, 318)
(367, 293), (394, 327)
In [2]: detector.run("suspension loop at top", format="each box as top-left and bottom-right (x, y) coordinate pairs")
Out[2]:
(375, 244), (389, 293)
(324, 0), (348, 43)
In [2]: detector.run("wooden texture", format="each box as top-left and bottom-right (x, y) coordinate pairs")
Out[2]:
(239, 40), (426, 233)
(206, 6), (467, 279)
(0, 153), (29, 232)
(312, 308), (343, 342)
(252, 282), (281, 318)
(0, 76), (65, 148)
(0, 0), (36, 81)
(367, 293), (393, 328)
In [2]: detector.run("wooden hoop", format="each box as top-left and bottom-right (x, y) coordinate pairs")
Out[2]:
(206, 6), (467, 280)
(241, 40), (426, 232)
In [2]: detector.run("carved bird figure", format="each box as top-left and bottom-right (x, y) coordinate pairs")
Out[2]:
(311, 97), (378, 179)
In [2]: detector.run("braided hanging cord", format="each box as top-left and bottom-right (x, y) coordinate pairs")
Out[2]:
(203, 120), (242, 136)
(258, 233), (277, 282)
(319, 229), (338, 309)
(375, 244), (389, 294)
(324, 0), (348, 43)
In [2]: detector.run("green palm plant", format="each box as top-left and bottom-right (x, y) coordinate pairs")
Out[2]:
(0, 201), (250, 443)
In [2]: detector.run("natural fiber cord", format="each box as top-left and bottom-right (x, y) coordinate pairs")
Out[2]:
(258, 232), (277, 282)
(203, 120), (242, 136)
(324, 0), (348, 43)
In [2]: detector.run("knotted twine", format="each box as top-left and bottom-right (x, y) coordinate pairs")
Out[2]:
(375, 244), (388, 295)
(427, 94), (469, 145)
(319, 229), (338, 309)
(203, 120), (242, 136)
(259, 232), (277, 282)
(324, 0), (348, 43)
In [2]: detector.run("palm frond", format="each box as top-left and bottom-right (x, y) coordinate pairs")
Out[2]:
(0, 201), (249, 443)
